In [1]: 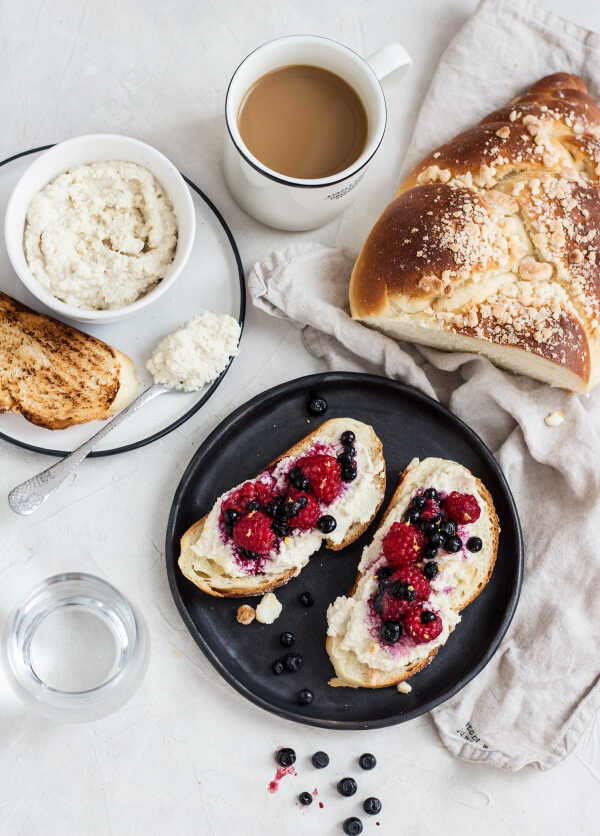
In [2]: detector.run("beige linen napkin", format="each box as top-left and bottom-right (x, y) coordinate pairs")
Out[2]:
(248, 0), (600, 771)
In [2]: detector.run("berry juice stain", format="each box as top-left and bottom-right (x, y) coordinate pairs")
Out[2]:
(268, 765), (296, 793)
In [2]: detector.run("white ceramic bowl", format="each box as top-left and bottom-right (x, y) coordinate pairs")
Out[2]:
(4, 134), (196, 325)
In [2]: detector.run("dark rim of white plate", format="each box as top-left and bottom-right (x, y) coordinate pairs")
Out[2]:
(0, 145), (246, 458)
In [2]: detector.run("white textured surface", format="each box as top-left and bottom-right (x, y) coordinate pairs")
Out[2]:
(1, 1), (600, 834)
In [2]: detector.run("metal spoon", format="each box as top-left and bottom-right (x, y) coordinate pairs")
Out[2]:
(8, 383), (172, 515)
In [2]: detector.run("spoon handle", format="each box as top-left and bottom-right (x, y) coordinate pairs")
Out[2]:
(8, 384), (170, 516)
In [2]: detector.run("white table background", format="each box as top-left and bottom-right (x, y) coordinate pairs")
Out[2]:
(1, 1), (600, 833)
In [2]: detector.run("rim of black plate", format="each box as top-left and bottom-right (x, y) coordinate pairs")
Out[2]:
(0, 145), (246, 458)
(165, 371), (523, 730)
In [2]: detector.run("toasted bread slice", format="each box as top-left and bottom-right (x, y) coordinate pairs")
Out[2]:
(326, 457), (499, 688)
(178, 418), (386, 598)
(0, 291), (138, 429)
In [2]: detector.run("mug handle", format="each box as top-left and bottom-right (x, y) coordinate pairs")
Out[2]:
(367, 43), (411, 81)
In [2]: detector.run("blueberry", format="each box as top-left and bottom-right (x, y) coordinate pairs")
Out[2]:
(308, 395), (328, 416)
(424, 544), (438, 560)
(272, 520), (290, 538)
(296, 495), (308, 509)
(345, 445), (357, 459)
(312, 750), (329, 769)
(317, 515), (337, 533)
(363, 797), (382, 815)
(275, 503), (290, 519)
(428, 531), (443, 548)
(440, 520), (456, 537)
(420, 610), (437, 624)
(276, 748), (296, 767)
(299, 791), (313, 805)
(272, 659), (285, 675)
(284, 653), (303, 673)
(380, 620), (402, 644)
(287, 501), (301, 517)
(337, 452), (354, 468)
(265, 501), (279, 517)
(390, 581), (416, 602)
(289, 467), (310, 491)
(341, 430), (355, 446)
(223, 509), (238, 525)
(423, 561), (439, 580)
(424, 488), (438, 500)
(343, 817), (363, 835)
(246, 499), (260, 512)
(411, 495), (426, 511)
(419, 519), (436, 535)
(446, 535), (462, 553)
(372, 593), (384, 615)
(376, 566), (394, 581)
(280, 631), (295, 647)
(297, 688), (314, 706)
(240, 548), (260, 560)
(467, 536), (483, 552)
(378, 579), (390, 595)
(342, 463), (358, 482)
(298, 591), (314, 608)
(337, 777), (357, 797)
(359, 753), (377, 770)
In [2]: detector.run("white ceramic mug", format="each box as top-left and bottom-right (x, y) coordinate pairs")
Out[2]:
(223, 35), (411, 231)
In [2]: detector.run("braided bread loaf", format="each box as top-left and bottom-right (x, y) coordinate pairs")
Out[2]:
(350, 73), (600, 393)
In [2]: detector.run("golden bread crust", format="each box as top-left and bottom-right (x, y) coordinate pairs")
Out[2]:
(349, 73), (600, 393)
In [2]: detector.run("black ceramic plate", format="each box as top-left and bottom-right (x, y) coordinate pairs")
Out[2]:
(166, 373), (522, 729)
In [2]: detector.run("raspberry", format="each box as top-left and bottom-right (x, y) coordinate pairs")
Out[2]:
(382, 522), (424, 567)
(233, 511), (275, 554)
(381, 594), (413, 620)
(444, 492), (481, 525)
(288, 491), (320, 530)
(390, 566), (431, 601)
(403, 605), (443, 644)
(221, 480), (273, 519)
(296, 454), (341, 504)
(419, 498), (441, 520)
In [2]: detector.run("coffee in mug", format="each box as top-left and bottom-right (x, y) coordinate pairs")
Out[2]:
(237, 64), (368, 180)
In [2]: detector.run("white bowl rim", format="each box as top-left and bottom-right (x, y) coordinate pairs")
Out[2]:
(4, 133), (196, 322)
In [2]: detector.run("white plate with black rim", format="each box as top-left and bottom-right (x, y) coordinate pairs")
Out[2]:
(0, 146), (245, 457)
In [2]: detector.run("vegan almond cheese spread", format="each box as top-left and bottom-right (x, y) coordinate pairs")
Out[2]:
(23, 161), (178, 310)
(146, 312), (241, 391)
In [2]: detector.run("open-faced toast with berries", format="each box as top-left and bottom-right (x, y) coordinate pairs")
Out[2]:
(178, 418), (386, 597)
(326, 457), (499, 688)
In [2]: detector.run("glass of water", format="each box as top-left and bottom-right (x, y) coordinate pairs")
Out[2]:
(2, 572), (149, 722)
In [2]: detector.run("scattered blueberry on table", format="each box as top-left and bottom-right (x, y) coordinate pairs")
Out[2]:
(276, 748), (296, 767)
(337, 777), (357, 797)
(343, 817), (363, 835)
(298, 791), (313, 805)
(358, 753), (376, 770)
(363, 797), (382, 815)
(311, 751), (329, 769)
